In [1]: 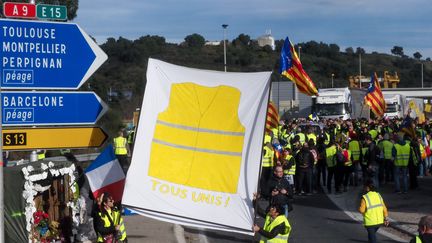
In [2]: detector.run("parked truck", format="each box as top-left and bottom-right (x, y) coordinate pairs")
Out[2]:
(384, 94), (406, 118)
(312, 87), (370, 120)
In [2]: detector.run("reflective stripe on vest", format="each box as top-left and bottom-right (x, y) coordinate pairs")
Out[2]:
(114, 136), (128, 155)
(348, 140), (361, 161)
(260, 215), (291, 243)
(363, 191), (385, 226)
(394, 143), (410, 166)
(149, 83), (245, 193)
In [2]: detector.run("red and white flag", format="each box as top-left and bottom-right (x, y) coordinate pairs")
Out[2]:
(85, 144), (125, 202)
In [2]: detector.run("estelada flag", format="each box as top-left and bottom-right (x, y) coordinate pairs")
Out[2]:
(279, 37), (318, 96)
(399, 115), (416, 139)
(364, 72), (386, 117)
(266, 101), (279, 132)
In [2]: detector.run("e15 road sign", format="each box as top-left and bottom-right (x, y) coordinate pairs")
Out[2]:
(0, 19), (107, 89)
(36, 4), (67, 20)
(2, 127), (108, 150)
(1, 91), (107, 126)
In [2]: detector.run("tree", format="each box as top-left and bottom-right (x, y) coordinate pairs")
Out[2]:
(184, 33), (205, 48)
(345, 47), (354, 55)
(356, 47), (366, 55)
(426, 57), (431, 61)
(233, 34), (250, 46)
(391, 46), (404, 57)
(413, 52), (422, 60)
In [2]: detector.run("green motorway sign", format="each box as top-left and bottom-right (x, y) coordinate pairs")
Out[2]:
(36, 4), (67, 20)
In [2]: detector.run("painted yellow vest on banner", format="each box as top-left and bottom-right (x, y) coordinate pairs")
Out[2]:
(148, 83), (245, 193)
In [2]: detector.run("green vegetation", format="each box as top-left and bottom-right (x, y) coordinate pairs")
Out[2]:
(86, 34), (431, 135)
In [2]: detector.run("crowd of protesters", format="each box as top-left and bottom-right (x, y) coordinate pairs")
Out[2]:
(259, 115), (432, 200)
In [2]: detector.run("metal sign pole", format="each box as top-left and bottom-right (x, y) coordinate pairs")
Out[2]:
(0, 85), (4, 242)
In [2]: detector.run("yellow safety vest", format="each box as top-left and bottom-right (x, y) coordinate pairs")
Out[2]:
(415, 235), (422, 243)
(260, 215), (291, 243)
(394, 143), (410, 166)
(362, 191), (385, 226)
(37, 153), (45, 160)
(325, 145), (337, 168)
(97, 209), (127, 242)
(113, 136), (128, 155)
(263, 146), (274, 168)
(297, 133), (306, 144)
(148, 83), (245, 193)
(369, 130), (378, 140)
(264, 134), (272, 144)
(283, 154), (295, 175)
(308, 133), (317, 145)
(348, 140), (361, 161)
(381, 140), (394, 160)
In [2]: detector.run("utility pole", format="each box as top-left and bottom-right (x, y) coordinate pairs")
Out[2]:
(222, 24), (228, 72)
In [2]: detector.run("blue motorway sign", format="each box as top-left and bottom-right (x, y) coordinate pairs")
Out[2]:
(2, 91), (107, 126)
(0, 19), (107, 89)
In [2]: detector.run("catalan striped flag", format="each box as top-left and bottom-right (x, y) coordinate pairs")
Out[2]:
(364, 73), (386, 117)
(279, 37), (318, 96)
(266, 101), (279, 132)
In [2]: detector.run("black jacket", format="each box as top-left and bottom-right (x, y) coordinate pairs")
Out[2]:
(264, 174), (291, 205)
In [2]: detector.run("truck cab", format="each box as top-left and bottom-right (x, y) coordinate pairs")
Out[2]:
(384, 94), (405, 118)
(312, 88), (369, 120)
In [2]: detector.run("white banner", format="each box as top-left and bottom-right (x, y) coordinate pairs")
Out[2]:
(122, 59), (271, 234)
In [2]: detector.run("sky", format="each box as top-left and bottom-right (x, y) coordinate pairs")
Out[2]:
(74, 0), (432, 58)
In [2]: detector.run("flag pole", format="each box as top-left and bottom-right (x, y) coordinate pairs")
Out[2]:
(253, 78), (273, 226)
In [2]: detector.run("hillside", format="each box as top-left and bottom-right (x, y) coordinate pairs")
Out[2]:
(84, 34), (432, 136)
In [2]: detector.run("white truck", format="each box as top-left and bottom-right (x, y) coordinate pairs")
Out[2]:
(384, 94), (406, 118)
(312, 87), (370, 120)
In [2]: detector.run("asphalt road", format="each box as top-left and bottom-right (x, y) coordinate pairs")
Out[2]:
(184, 192), (401, 243)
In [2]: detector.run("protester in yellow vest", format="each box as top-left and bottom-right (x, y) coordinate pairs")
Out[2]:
(348, 135), (362, 186)
(341, 143), (353, 192)
(253, 204), (291, 243)
(113, 130), (130, 173)
(393, 136), (411, 194)
(377, 134), (395, 184)
(37, 149), (46, 160)
(410, 215), (432, 243)
(94, 193), (127, 243)
(325, 142), (337, 194)
(358, 179), (389, 243)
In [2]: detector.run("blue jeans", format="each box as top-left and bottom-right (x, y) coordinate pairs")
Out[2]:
(394, 166), (408, 192)
(425, 156), (432, 173)
(283, 204), (289, 218)
(419, 159), (426, 176)
(366, 225), (380, 243)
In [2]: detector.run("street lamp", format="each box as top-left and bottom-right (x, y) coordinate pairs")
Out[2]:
(421, 62), (424, 88)
(222, 24), (228, 72)
(331, 73), (335, 88)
